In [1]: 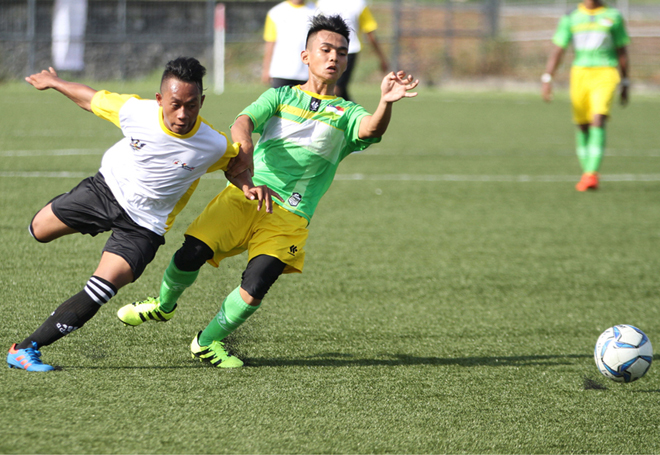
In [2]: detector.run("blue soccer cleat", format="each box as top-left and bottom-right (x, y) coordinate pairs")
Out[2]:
(7, 342), (55, 372)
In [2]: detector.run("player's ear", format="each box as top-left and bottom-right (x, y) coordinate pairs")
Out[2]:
(155, 92), (163, 106)
(301, 49), (309, 65)
(200, 94), (206, 108)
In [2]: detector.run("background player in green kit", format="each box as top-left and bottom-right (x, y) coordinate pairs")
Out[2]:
(116, 14), (419, 368)
(542, 0), (630, 191)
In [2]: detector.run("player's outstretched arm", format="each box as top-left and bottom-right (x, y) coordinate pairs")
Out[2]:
(358, 71), (419, 139)
(25, 67), (97, 112)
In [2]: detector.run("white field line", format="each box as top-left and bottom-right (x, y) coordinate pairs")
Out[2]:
(0, 149), (102, 157)
(2, 171), (660, 183)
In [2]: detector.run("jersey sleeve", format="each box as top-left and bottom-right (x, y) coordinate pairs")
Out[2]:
(263, 14), (277, 42)
(358, 6), (379, 34)
(206, 133), (240, 173)
(344, 104), (381, 154)
(611, 11), (631, 48)
(90, 90), (141, 128)
(233, 88), (279, 136)
(552, 15), (572, 49)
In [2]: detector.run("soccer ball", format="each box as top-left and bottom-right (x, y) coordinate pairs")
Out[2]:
(594, 325), (653, 383)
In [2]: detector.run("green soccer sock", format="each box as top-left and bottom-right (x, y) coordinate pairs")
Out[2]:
(158, 256), (200, 312)
(575, 129), (589, 172)
(199, 287), (260, 346)
(584, 126), (606, 174)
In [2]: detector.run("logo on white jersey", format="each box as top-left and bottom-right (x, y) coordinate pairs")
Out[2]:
(173, 159), (196, 171)
(130, 137), (147, 151)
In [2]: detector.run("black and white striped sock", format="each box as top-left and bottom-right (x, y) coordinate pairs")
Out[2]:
(17, 276), (118, 349)
(84, 276), (117, 305)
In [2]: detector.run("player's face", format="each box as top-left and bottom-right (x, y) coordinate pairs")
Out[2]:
(156, 79), (204, 135)
(302, 30), (349, 83)
(583, 0), (602, 8)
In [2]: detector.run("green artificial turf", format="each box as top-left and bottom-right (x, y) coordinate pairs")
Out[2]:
(1, 79), (660, 454)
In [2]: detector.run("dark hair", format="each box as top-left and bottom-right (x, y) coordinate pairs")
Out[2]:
(305, 14), (350, 48)
(161, 57), (206, 93)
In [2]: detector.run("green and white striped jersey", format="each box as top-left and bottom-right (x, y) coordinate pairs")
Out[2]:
(235, 85), (381, 223)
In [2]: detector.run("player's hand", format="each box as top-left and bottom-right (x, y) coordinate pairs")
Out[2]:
(541, 82), (553, 102)
(226, 143), (254, 179)
(380, 71), (419, 103)
(25, 67), (59, 90)
(620, 86), (629, 106)
(241, 184), (283, 214)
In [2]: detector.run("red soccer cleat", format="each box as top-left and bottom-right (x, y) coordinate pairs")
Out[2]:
(576, 173), (599, 192)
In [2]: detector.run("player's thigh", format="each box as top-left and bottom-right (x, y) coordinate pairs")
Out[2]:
(103, 225), (165, 282)
(570, 67), (591, 125)
(31, 203), (78, 242)
(247, 205), (308, 275)
(590, 68), (619, 118)
(185, 186), (259, 266)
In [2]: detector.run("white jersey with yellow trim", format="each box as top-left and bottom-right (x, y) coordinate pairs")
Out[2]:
(263, 1), (316, 81)
(316, 0), (379, 54)
(91, 90), (237, 235)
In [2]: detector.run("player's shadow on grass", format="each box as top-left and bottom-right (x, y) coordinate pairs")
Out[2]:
(247, 353), (592, 368)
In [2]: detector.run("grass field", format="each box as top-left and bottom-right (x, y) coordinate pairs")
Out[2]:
(1, 78), (660, 454)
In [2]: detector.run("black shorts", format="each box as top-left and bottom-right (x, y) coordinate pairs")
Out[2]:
(50, 172), (165, 280)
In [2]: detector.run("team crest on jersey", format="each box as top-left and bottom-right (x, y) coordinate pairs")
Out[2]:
(173, 159), (195, 171)
(309, 97), (321, 112)
(599, 18), (614, 27)
(287, 192), (302, 207)
(130, 137), (147, 151)
(324, 105), (345, 117)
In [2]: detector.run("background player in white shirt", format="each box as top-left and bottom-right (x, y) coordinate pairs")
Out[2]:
(316, 0), (388, 101)
(261, 0), (316, 88)
(7, 57), (279, 372)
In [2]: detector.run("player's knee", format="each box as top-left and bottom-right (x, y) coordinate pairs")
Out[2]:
(173, 235), (214, 272)
(241, 255), (286, 300)
(28, 220), (51, 243)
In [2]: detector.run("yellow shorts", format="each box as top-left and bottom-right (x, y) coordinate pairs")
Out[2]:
(570, 66), (620, 125)
(185, 184), (308, 274)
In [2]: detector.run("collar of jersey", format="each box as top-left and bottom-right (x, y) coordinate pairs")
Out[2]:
(295, 85), (338, 100)
(578, 4), (606, 15)
(158, 107), (201, 138)
(287, 1), (306, 8)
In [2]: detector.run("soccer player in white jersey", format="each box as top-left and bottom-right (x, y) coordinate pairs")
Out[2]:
(116, 15), (419, 368)
(7, 57), (279, 372)
(261, 0), (316, 88)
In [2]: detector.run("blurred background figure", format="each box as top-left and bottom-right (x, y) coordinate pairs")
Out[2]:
(316, 0), (389, 101)
(541, 0), (630, 192)
(52, 0), (87, 72)
(261, 0), (316, 88)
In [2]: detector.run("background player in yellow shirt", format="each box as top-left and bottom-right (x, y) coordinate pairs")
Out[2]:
(542, 0), (630, 191)
(7, 57), (278, 372)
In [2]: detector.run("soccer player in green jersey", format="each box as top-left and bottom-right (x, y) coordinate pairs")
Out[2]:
(116, 14), (419, 368)
(542, 0), (630, 191)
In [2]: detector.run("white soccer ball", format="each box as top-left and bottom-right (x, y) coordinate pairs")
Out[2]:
(594, 325), (653, 383)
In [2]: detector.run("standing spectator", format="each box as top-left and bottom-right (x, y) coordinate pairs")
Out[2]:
(316, 0), (389, 101)
(261, 0), (316, 88)
(542, 0), (630, 191)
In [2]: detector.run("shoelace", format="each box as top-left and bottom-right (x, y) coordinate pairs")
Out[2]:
(24, 347), (45, 364)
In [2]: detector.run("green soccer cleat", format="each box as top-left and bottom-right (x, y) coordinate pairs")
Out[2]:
(117, 297), (176, 326)
(190, 331), (243, 368)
